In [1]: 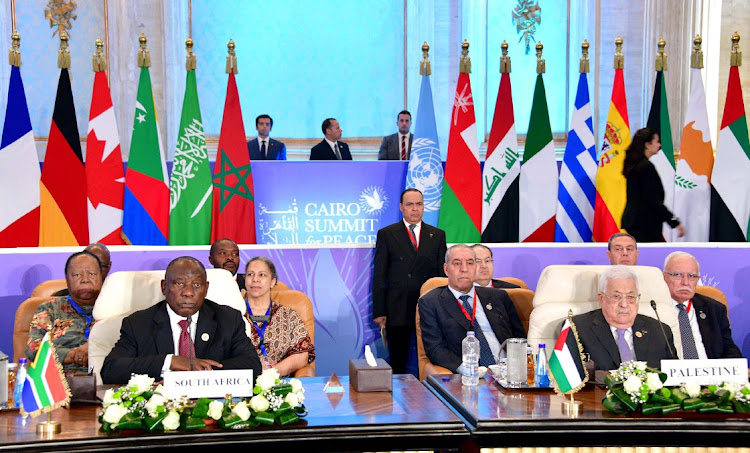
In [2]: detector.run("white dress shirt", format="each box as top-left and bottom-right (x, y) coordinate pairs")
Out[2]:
(402, 219), (421, 247)
(448, 286), (502, 373)
(161, 304), (200, 373)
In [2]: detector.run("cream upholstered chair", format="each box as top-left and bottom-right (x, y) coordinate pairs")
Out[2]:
(527, 265), (682, 358)
(88, 268), (248, 378)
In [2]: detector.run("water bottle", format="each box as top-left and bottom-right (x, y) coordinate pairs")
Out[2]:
(461, 331), (479, 386)
(13, 358), (28, 408)
(535, 344), (550, 388)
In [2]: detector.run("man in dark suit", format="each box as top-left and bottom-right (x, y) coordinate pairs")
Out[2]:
(572, 265), (675, 370)
(471, 244), (520, 289)
(372, 188), (446, 374)
(208, 238), (244, 291)
(663, 251), (742, 359)
(310, 118), (352, 160)
(100, 256), (261, 384)
(247, 114), (286, 160)
(419, 244), (524, 372)
(606, 233), (639, 265)
(378, 110), (413, 160)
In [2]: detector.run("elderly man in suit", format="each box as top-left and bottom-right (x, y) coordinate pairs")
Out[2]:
(378, 110), (413, 160)
(100, 256), (261, 384)
(663, 251), (742, 359)
(419, 244), (523, 372)
(372, 188), (446, 374)
(572, 265), (675, 370)
(310, 118), (352, 160)
(247, 114), (286, 160)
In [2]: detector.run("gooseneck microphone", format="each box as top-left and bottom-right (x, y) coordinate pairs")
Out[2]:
(187, 314), (194, 371)
(650, 300), (676, 359)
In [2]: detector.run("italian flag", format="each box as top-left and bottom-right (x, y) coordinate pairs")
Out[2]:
(519, 73), (557, 242)
(548, 318), (587, 394)
(20, 333), (70, 418)
(710, 64), (750, 241)
(646, 70), (676, 241)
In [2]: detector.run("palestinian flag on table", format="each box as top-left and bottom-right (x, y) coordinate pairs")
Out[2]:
(549, 317), (588, 394)
(20, 332), (71, 418)
(646, 69), (676, 241)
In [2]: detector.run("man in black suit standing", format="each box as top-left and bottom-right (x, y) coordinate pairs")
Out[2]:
(663, 251), (742, 359)
(419, 244), (523, 372)
(310, 118), (352, 160)
(572, 266), (675, 370)
(208, 238), (244, 292)
(100, 256), (261, 384)
(372, 188), (446, 374)
(247, 114), (286, 160)
(471, 244), (520, 289)
(378, 110), (413, 160)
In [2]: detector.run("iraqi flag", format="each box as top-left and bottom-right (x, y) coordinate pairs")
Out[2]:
(481, 71), (520, 242)
(39, 68), (88, 246)
(86, 69), (125, 245)
(211, 72), (255, 243)
(20, 333), (71, 418)
(0, 64), (40, 247)
(548, 318), (588, 394)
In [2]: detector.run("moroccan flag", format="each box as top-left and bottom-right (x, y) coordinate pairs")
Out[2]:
(168, 68), (212, 245)
(710, 64), (750, 241)
(519, 73), (557, 242)
(39, 68), (88, 246)
(647, 70), (677, 241)
(555, 72), (596, 242)
(438, 71), (481, 242)
(481, 71), (520, 242)
(20, 333), (71, 418)
(87, 70), (125, 244)
(211, 71), (255, 243)
(593, 68), (631, 242)
(0, 64), (40, 247)
(122, 67), (169, 245)
(548, 318), (588, 394)
(674, 67), (713, 242)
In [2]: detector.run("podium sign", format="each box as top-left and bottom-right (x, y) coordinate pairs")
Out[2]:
(163, 369), (254, 399)
(661, 358), (748, 386)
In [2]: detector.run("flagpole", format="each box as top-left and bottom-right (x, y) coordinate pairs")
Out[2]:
(10, 0), (16, 34)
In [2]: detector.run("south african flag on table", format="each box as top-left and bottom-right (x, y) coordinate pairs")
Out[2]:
(20, 333), (71, 418)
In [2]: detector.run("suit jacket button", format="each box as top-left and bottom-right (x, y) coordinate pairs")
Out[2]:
(407, 273), (411, 278)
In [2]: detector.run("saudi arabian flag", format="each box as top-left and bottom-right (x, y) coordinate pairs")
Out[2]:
(169, 69), (212, 245)
(646, 70), (676, 241)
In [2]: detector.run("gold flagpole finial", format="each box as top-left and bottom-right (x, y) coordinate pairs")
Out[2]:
(420, 41), (431, 76)
(579, 39), (589, 73)
(691, 35), (704, 69)
(500, 40), (511, 74)
(137, 33), (151, 68)
(57, 31), (70, 69)
(226, 39), (238, 74)
(185, 38), (196, 71)
(730, 32), (742, 67)
(92, 37), (106, 72)
(535, 42), (545, 74)
(9, 32), (21, 67)
(655, 36), (667, 71)
(568, 309), (574, 321)
(614, 35), (624, 69)
(459, 39), (471, 74)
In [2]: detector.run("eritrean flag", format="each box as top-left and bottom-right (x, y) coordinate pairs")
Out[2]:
(20, 333), (71, 418)
(548, 318), (588, 394)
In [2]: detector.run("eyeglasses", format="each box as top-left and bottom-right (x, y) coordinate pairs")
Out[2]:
(602, 293), (639, 304)
(664, 271), (700, 281)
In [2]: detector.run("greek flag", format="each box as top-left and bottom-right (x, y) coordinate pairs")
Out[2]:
(555, 72), (597, 242)
(406, 74), (443, 226)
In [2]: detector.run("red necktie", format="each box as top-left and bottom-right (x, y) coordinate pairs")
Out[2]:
(400, 135), (406, 160)
(178, 319), (195, 357)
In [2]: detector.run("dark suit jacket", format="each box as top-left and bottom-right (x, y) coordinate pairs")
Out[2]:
(378, 133), (413, 160)
(310, 140), (352, 160)
(492, 278), (521, 289)
(100, 299), (261, 384)
(247, 137), (286, 160)
(622, 157), (679, 242)
(236, 273), (246, 291)
(372, 221), (446, 327)
(419, 286), (524, 371)
(571, 309), (675, 370)
(691, 293), (743, 359)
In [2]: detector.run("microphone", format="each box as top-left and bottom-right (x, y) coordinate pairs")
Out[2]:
(650, 300), (676, 359)
(187, 314), (194, 371)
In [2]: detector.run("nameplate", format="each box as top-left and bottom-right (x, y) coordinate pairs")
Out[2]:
(661, 358), (749, 386)
(162, 369), (254, 399)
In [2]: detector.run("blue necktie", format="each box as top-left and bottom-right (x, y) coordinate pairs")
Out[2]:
(459, 295), (496, 367)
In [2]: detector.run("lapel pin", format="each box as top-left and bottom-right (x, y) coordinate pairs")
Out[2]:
(699, 311), (706, 319)
(486, 304), (492, 311)
(201, 333), (209, 342)
(635, 330), (644, 338)
(429, 233), (433, 238)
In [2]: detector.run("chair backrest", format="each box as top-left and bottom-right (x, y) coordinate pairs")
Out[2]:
(415, 301), (452, 381)
(695, 286), (728, 311)
(31, 279), (67, 298)
(13, 296), (49, 362)
(505, 288), (535, 334)
(420, 277), (448, 297)
(498, 277), (529, 289)
(527, 265), (681, 355)
(273, 289), (316, 377)
(88, 268), (248, 378)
